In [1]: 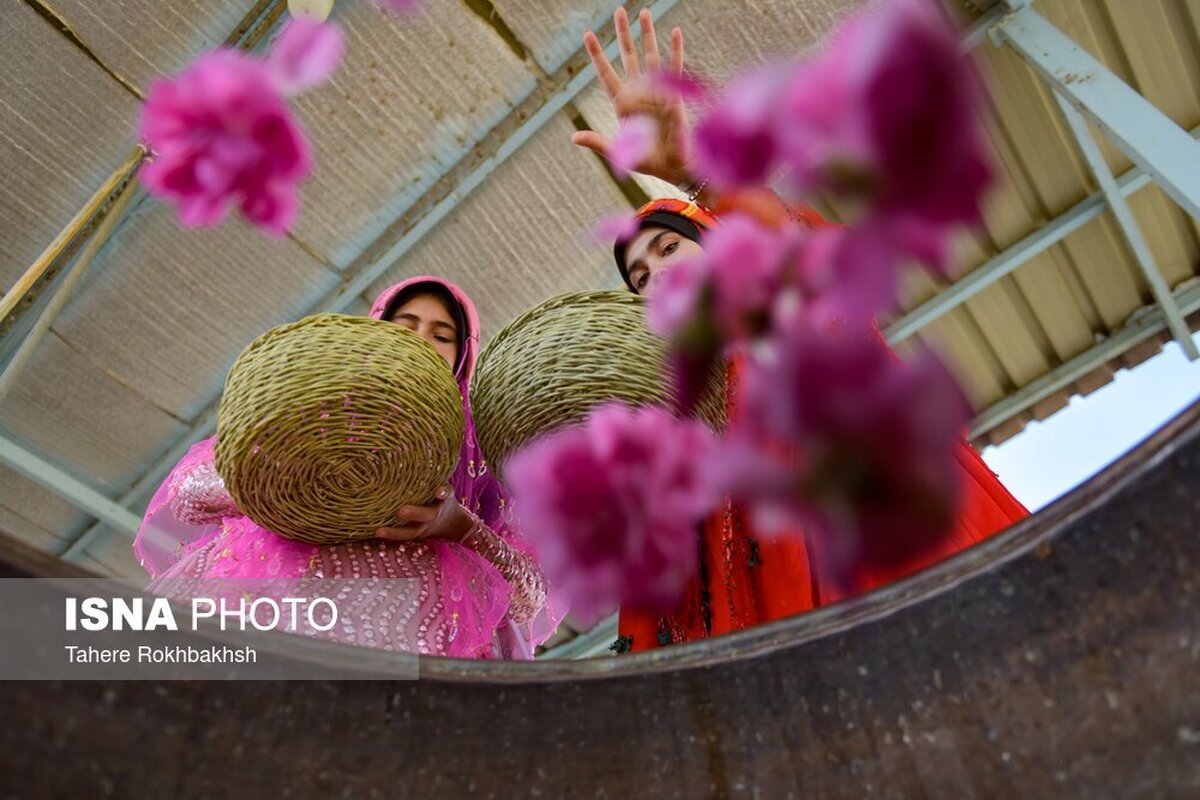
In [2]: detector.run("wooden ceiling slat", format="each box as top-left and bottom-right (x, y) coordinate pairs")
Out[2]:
(0, 468), (87, 553)
(364, 114), (631, 341)
(0, 334), (188, 496)
(45, 0), (252, 91)
(287, 1), (541, 266)
(0, 2), (139, 288)
(51, 204), (339, 422)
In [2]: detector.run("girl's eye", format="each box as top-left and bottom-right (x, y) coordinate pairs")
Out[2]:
(663, 241), (678, 256)
(635, 273), (649, 290)
(435, 336), (452, 344)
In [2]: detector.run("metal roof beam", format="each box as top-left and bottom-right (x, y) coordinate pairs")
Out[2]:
(883, 123), (1200, 344)
(960, 3), (1008, 54)
(994, 6), (1200, 220)
(539, 614), (620, 660)
(969, 281), (1200, 440)
(1052, 94), (1198, 359)
(0, 434), (142, 537)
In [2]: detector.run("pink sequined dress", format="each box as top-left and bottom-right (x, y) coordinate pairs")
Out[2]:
(134, 277), (564, 659)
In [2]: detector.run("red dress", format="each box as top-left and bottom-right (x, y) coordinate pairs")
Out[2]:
(616, 195), (1029, 652)
(617, 365), (1028, 652)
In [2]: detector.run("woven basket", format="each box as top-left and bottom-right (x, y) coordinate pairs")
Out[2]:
(214, 313), (464, 545)
(471, 291), (725, 479)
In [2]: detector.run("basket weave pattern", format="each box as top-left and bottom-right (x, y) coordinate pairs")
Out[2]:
(215, 313), (465, 545)
(471, 291), (724, 479)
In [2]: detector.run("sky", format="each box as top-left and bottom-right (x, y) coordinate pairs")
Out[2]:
(981, 332), (1200, 512)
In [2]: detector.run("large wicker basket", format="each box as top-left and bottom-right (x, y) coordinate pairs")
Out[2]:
(470, 291), (725, 480)
(214, 313), (464, 545)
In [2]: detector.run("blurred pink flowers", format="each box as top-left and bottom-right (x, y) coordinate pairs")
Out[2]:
(608, 114), (659, 180)
(692, 0), (990, 279)
(648, 214), (795, 343)
(669, 0), (994, 326)
(138, 19), (344, 236)
(267, 17), (345, 96)
(692, 66), (786, 188)
(714, 319), (970, 592)
(647, 214), (799, 413)
(513, 0), (996, 614)
(505, 404), (719, 622)
(778, 0), (992, 257)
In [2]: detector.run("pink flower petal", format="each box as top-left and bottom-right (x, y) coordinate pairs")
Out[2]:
(506, 403), (718, 622)
(590, 212), (640, 246)
(646, 257), (706, 335)
(712, 317), (970, 593)
(267, 18), (344, 96)
(649, 214), (793, 341)
(138, 48), (313, 236)
(691, 65), (789, 188)
(607, 114), (658, 180)
(648, 70), (711, 102)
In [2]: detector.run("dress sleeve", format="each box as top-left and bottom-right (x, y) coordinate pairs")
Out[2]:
(458, 513), (548, 626)
(166, 448), (242, 526)
(135, 436), (238, 579)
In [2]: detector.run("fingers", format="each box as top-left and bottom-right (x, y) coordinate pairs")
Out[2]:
(571, 129), (611, 156)
(394, 504), (438, 524)
(670, 26), (684, 77)
(584, 30), (622, 101)
(640, 9), (661, 72)
(614, 7), (640, 78)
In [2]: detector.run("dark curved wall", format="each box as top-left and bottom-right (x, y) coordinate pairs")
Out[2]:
(2, 403), (1198, 798)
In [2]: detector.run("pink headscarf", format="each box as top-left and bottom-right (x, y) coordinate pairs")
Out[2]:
(134, 277), (563, 658)
(369, 276), (493, 522)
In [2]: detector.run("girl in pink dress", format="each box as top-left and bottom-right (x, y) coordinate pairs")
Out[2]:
(134, 276), (562, 659)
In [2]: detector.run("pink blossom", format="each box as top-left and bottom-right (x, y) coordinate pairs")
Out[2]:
(267, 17), (345, 96)
(646, 258), (721, 416)
(648, 70), (712, 102)
(646, 256), (709, 337)
(505, 403), (719, 622)
(691, 65), (788, 188)
(796, 225), (910, 323)
(647, 215), (802, 412)
(712, 318), (970, 592)
(779, 0), (992, 228)
(590, 212), (640, 246)
(649, 214), (794, 341)
(703, 215), (798, 338)
(689, 0), (991, 285)
(139, 51), (313, 236)
(138, 17), (343, 235)
(608, 114), (659, 180)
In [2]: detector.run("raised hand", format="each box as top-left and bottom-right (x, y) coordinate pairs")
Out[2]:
(571, 7), (692, 186)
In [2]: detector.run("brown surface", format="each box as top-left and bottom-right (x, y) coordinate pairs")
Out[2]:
(1, 399), (1197, 798)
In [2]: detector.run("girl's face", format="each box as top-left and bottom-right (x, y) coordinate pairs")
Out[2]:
(624, 225), (705, 298)
(389, 293), (459, 370)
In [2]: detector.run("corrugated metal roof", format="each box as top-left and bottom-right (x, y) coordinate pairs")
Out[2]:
(933, 0), (1200, 445)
